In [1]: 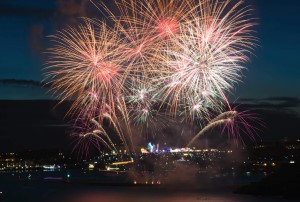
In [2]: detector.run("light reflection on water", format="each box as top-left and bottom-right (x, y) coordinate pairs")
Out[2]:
(0, 171), (292, 202)
(54, 185), (295, 202)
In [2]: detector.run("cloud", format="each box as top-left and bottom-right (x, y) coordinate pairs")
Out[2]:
(55, 0), (90, 18)
(0, 1), (94, 19)
(0, 79), (47, 87)
(0, 79), (53, 100)
(30, 24), (45, 53)
(0, 3), (54, 17)
(238, 96), (300, 111)
(262, 97), (300, 108)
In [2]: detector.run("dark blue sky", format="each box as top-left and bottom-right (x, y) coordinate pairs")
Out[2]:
(0, 0), (299, 100)
(0, 0), (299, 151)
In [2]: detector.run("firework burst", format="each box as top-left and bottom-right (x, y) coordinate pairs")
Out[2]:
(158, 0), (256, 116)
(45, 20), (128, 121)
(108, 0), (196, 37)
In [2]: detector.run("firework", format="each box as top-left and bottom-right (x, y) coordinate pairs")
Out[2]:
(71, 117), (117, 157)
(126, 85), (158, 124)
(97, 0), (199, 80)
(187, 110), (263, 147)
(46, 0), (260, 153)
(72, 97), (136, 155)
(45, 20), (128, 121)
(219, 110), (263, 145)
(158, 0), (256, 116)
(105, 0), (196, 37)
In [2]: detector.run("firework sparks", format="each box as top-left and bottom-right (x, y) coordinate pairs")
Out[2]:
(187, 110), (263, 147)
(127, 85), (159, 124)
(158, 0), (256, 116)
(109, 0), (195, 37)
(71, 117), (117, 157)
(220, 110), (263, 145)
(45, 20), (128, 120)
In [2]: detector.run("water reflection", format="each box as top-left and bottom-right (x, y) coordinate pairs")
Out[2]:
(0, 171), (291, 202)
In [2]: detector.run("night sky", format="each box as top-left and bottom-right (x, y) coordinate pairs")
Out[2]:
(0, 0), (299, 151)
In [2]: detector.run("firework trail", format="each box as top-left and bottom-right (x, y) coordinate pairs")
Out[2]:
(187, 119), (227, 148)
(71, 117), (117, 157)
(219, 110), (263, 145)
(187, 110), (262, 147)
(74, 97), (136, 154)
(72, 97), (138, 155)
(187, 111), (240, 148)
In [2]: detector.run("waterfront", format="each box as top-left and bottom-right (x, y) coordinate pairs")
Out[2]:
(1, 142), (299, 201)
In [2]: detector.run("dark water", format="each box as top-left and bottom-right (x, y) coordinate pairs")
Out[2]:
(0, 171), (296, 202)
